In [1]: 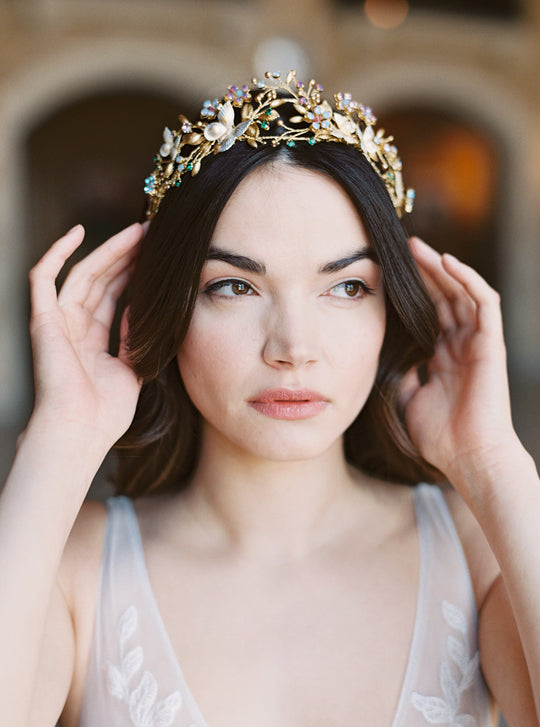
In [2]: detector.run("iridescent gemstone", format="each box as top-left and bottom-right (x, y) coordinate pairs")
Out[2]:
(286, 140), (296, 147)
(308, 138), (316, 145)
(321, 120), (330, 129)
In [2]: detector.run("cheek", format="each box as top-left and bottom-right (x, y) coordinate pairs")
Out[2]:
(176, 310), (253, 405)
(327, 300), (386, 368)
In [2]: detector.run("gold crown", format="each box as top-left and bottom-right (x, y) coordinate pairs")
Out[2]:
(144, 70), (415, 219)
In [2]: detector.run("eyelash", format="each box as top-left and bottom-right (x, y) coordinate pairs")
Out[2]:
(203, 278), (375, 299)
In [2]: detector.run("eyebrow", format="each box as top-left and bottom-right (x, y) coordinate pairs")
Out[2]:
(206, 246), (375, 275)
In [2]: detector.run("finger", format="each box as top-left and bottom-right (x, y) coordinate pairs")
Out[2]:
(29, 225), (85, 318)
(58, 223), (142, 306)
(410, 237), (477, 330)
(416, 265), (457, 333)
(77, 247), (136, 315)
(441, 253), (503, 338)
(91, 267), (133, 331)
(398, 367), (422, 412)
(409, 239), (460, 332)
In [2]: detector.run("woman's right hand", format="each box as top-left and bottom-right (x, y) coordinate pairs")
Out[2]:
(28, 223), (144, 451)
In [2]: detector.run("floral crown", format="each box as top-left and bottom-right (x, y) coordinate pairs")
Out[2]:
(144, 70), (415, 219)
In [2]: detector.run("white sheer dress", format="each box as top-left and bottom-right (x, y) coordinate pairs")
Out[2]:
(78, 484), (492, 727)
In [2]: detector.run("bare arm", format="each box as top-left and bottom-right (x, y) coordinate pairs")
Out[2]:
(0, 223), (143, 725)
(403, 237), (540, 725)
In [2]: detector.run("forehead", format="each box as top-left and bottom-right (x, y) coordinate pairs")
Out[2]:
(210, 164), (370, 264)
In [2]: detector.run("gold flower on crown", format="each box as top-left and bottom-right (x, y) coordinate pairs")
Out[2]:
(144, 70), (415, 219)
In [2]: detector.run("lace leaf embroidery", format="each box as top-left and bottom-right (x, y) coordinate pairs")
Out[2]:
(124, 646), (145, 683)
(411, 600), (480, 726)
(119, 604), (138, 644)
(442, 601), (467, 635)
(107, 605), (183, 727)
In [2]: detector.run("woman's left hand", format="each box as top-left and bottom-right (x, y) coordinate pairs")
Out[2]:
(400, 236), (523, 490)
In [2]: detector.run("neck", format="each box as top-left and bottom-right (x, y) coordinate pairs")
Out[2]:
(181, 425), (372, 564)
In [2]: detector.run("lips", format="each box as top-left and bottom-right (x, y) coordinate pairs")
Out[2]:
(248, 388), (328, 420)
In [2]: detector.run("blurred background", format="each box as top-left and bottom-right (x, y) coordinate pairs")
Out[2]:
(0, 2), (538, 722)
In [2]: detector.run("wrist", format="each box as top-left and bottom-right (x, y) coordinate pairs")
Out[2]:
(20, 410), (113, 469)
(445, 436), (538, 511)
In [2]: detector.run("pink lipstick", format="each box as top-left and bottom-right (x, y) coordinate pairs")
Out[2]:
(248, 388), (328, 420)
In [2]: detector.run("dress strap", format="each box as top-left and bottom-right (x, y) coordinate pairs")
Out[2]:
(79, 496), (201, 727)
(392, 484), (491, 727)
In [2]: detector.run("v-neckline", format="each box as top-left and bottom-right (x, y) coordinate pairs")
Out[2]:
(125, 485), (427, 727)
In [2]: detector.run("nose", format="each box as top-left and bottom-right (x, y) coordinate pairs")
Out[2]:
(262, 295), (319, 369)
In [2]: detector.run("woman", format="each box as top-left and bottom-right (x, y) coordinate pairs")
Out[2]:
(1, 71), (538, 727)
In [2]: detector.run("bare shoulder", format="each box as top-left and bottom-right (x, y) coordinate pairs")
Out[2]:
(440, 484), (500, 608)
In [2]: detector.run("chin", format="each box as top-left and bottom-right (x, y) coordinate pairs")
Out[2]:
(230, 429), (344, 463)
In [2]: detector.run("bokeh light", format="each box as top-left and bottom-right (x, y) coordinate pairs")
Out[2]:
(364, 0), (409, 29)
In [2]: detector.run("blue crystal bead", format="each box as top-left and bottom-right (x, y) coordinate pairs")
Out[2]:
(144, 175), (155, 193)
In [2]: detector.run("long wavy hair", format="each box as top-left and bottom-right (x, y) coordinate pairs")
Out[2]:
(113, 141), (440, 497)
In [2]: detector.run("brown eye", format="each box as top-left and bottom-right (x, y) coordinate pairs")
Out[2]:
(232, 281), (249, 295)
(204, 279), (255, 297)
(329, 280), (374, 299)
(344, 281), (360, 297)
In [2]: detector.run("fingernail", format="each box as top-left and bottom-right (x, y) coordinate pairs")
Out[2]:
(67, 223), (83, 234)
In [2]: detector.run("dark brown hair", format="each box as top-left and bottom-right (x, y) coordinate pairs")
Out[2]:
(114, 141), (440, 497)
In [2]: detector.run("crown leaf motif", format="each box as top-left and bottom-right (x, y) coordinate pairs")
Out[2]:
(144, 70), (415, 219)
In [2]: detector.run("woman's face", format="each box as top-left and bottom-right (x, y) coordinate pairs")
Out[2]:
(177, 163), (386, 462)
